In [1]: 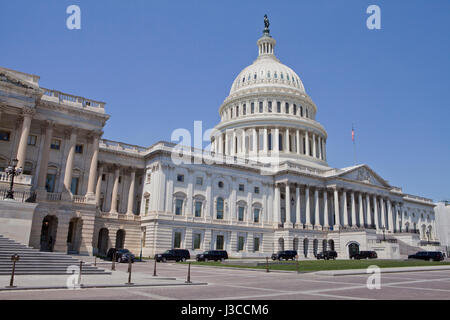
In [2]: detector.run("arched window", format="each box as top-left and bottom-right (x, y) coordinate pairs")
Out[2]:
(300, 106), (303, 117)
(313, 239), (318, 257)
(216, 197), (224, 219)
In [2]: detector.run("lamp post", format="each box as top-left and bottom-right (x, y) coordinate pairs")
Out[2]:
(382, 226), (386, 241)
(5, 159), (22, 200)
(139, 227), (145, 261)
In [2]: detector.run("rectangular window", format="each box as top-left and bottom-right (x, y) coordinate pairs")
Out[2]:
(293, 104), (297, 115)
(102, 174), (106, 181)
(174, 232), (182, 249)
(238, 236), (245, 252)
(75, 144), (83, 154)
(254, 208), (260, 223)
(285, 102), (289, 113)
(243, 104), (246, 115)
(268, 101), (272, 112)
(50, 139), (61, 150)
(193, 233), (201, 250)
(196, 177), (203, 185)
(177, 174), (184, 182)
(216, 199), (224, 219)
(239, 184), (244, 192)
(0, 131), (10, 141)
(216, 235), (224, 250)
(145, 198), (149, 214)
(259, 101), (263, 113)
(27, 135), (37, 146)
(175, 199), (183, 215)
(236, 106), (239, 117)
(195, 201), (202, 217)
(254, 187), (260, 194)
(70, 177), (79, 195)
(254, 237), (260, 252)
(251, 102), (254, 114)
(238, 206), (245, 221)
(45, 174), (56, 193)
(277, 101), (281, 113)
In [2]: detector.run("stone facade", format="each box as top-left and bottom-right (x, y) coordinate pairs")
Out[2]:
(0, 24), (441, 259)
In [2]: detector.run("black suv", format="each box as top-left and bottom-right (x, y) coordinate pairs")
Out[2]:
(408, 251), (444, 262)
(155, 249), (190, 262)
(350, 251), (378, 260)
(316, 250), (337, 260)
(271, 250), (298, 261)
(196, 250), (228, 262)
(106, 248), (135, 263)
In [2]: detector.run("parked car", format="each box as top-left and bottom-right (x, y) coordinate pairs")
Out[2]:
(316, 250), (337, 260)
(408, 251), (444, 262)
(196, 250), (228, 262)
(271, 250), (298, 261)
(154, 249), (190, 262)
(350, 251), (378, 260)
(106, 248), (135, 263)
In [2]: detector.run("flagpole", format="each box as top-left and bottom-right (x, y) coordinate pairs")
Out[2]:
(352, 124), (356, 165)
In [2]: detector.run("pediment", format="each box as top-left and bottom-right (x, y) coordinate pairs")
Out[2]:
(337, 165), (390, 188)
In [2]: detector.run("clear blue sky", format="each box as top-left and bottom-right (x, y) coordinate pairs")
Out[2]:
(1, 1), (449, 201)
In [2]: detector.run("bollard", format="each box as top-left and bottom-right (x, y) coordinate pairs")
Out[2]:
(111, 252), (116, 271)
(153, 258), (157, 277)
(266, 257), (269, 273)
(78, 261), (83, 286)
(94, 256), (97, 267)
(7, 254), (20, 288)
(126, 258), (134, 285)
(185, 262), (192, 284)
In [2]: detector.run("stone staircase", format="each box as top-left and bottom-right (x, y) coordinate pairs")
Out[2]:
(0, 234), (110, 275)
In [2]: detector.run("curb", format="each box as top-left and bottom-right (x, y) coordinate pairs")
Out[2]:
(0, 281), (208, 291)
(313, 266), (450, 276)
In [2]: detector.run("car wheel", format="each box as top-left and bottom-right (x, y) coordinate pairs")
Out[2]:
(220, 258), (224, 262)
(204, 258), (208, 262)
(162, 257), (166, 263)
(181, 257), (186, 262)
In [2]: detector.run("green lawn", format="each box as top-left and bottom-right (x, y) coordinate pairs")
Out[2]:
(186, 259), (450, 272)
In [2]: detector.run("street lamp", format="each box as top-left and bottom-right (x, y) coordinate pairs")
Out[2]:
(5, 159), (22, 200)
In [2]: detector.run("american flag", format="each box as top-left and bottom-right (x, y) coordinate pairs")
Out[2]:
(352, 125), (355, 143)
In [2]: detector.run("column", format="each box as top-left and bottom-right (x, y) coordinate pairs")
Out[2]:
(285, 184), (292, 227)
(334, 188), (340, 229)
(305, 131), (309, 156)
(323, 189), (329, 228)
(305, 186), (311, 227)
(274, 128), (279, 153)
(63, 129), (77, 194)
(351, 191), (356, 227)
(358, 192), (364, 228)
(252, 128), (257, 155)
(318, 137), (323, 160)
(109, 167), (120, 214)
(36, 122), (54, 191)
(366, 193), (372, 227)
(225, 132), (229, 155)
(86, 133), (100, 197)
(314, 188), (320, 229)
(323, 140), (327, 161)
(95, 165), (104, 207)
(296, 130), (300, 154)
(342, 190), (348, 227)
(397, 204), (403, 232)
(232, 130), (236, 155)
(126, 168), (136, 215)
(241, 130), (246, 155)
(387, 200), (394, 232)
(16, 109), (33, 169)
(218, 133), (223, 154)
(274, 184), (280, 225)
(295, 185), (301, 227)
(373, 195), (380, 230)
(285, 128), (290, 153)
(312, 133), (317, 158)
(380, 198), (386, 229)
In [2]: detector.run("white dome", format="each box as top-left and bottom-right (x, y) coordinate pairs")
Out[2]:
(229, 35), (306, 95)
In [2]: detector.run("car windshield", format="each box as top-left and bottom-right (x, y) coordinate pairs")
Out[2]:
(203, 251), (209, 255)
(119, 249), (129, 253)
(164, 250), (172, 254)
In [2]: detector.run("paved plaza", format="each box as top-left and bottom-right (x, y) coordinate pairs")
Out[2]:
(0, 260), (450, 300)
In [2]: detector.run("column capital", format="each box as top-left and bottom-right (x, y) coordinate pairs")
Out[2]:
(21, 107), (36, 118)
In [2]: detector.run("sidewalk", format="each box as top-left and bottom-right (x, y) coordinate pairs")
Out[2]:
(0, 264), (207, 291)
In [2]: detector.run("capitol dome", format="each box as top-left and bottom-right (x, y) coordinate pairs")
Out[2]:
(212, 16), (328, 169)
(229, 35), (306, 95)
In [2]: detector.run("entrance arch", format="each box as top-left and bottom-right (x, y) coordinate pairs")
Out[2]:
(322, 239), (328, 252)
(348, 242), (360, 258)
(40, 215), (58, 252)
(97, 228), (109, 255)
(293, 238), (299, 251)
(328, 239), (335, 251)
(67, 217), (83, 254)
(115, 229), (126, 249)
(303, 238), (309, 258)
(313, 239), (318, 257)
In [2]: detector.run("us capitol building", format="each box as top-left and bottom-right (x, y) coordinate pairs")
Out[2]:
(0, 18), (440, 259)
